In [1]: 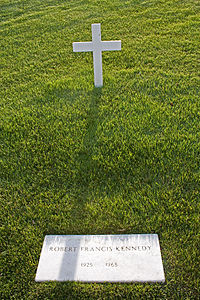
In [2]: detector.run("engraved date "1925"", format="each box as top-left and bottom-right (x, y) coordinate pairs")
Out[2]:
(81, 263), (93, 267)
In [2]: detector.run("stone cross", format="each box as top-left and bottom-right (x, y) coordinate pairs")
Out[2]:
(73, 23), (121, 87)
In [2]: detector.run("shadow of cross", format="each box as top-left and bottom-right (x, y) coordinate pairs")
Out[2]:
(73, 23), (121, 87)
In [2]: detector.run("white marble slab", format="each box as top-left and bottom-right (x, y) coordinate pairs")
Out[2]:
(35, 234), (165, 282)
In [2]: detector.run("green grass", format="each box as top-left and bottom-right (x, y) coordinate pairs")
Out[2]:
(0, 0), (199, 299)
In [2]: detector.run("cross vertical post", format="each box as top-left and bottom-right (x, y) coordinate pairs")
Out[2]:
(92, 24), (103, 87)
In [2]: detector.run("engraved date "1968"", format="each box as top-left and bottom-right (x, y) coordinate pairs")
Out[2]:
(106, 262), (118, 267)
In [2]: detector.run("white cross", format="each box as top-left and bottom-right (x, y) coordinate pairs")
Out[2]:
(73, 23), (121, 87)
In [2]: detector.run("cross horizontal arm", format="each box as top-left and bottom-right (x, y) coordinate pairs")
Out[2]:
(101, 41), (121, 51)
(73, 42), (93, 52)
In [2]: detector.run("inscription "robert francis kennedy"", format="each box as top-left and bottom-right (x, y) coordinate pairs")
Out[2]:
(49, 245), (151, 252)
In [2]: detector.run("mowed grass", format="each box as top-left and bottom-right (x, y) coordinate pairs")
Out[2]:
(0, 0), (199, 299)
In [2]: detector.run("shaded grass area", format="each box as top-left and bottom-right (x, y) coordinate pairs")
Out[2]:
(0, 0), (199, 299)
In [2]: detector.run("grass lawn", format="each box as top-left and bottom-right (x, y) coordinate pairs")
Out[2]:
(0, 0), (199, 299)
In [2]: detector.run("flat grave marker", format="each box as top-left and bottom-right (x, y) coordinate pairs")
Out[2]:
(35, 234), (165, 282)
